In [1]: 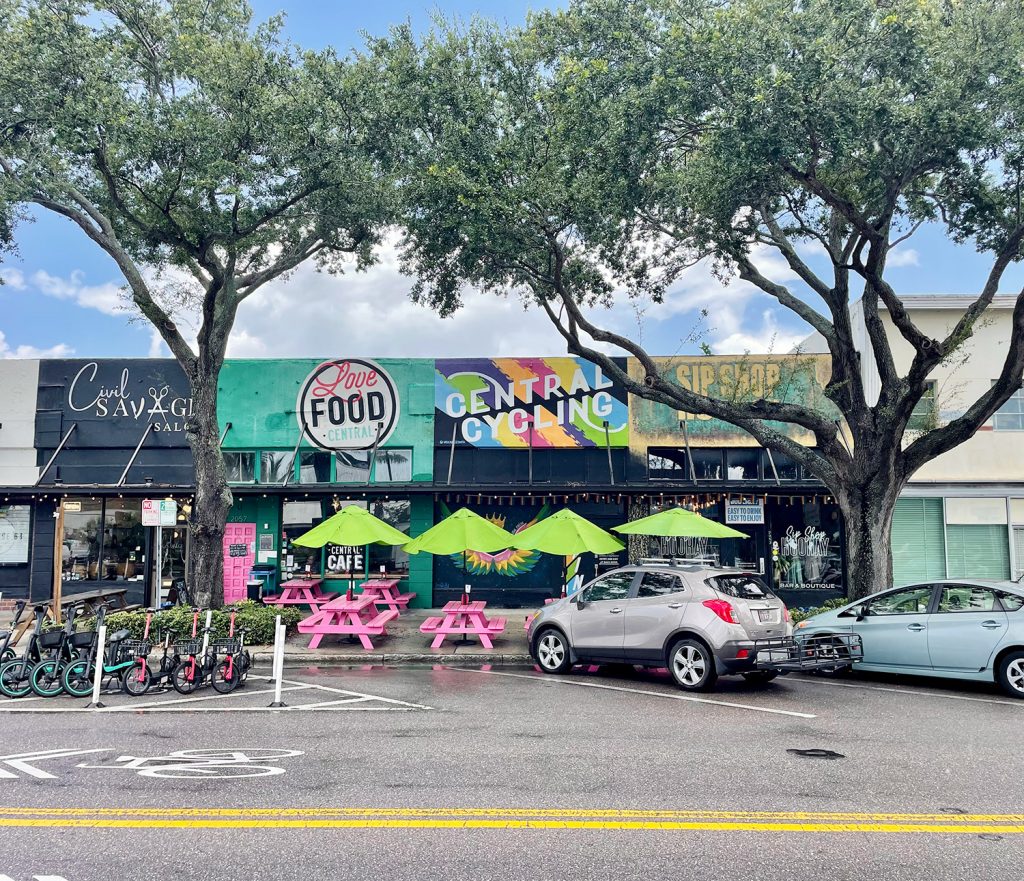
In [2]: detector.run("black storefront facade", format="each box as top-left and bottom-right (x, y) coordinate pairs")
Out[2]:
(23, 359), (197, 607)
(2, 354), (848, 612)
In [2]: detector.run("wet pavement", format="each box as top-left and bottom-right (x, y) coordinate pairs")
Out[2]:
(0, 662), (1022, 879)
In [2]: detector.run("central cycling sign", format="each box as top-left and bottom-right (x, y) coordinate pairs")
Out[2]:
(296, 359), (400, 452)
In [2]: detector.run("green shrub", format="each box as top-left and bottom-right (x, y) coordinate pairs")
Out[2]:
(75, 600), (303, 644)
(790, 596), (850, 624)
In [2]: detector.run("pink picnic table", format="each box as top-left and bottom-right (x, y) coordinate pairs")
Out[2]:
(263, 577), (335, 607)
(297, 593), (399, 650)
(420, 600), (507, 649)
(358, 578), (417, 613)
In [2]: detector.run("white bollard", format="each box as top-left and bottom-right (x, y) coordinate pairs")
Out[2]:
(269, 618), (286, 708)
(86, 624), (107, 709)
(201, 609), (213, 656)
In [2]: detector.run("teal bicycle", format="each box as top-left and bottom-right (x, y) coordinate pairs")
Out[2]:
(57, 607), (151, 698)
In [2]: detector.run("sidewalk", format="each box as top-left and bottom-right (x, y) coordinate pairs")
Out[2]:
(258, 606), (534, 666)
(0, 606), (537, 666)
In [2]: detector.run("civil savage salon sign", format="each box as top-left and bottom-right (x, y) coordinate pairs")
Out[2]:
(435, 357), (629, 448)
(296, 359), (400, 451)
(66, 361), (193, 433)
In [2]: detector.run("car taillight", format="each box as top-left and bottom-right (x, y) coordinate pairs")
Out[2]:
(702, 599), (737, 624)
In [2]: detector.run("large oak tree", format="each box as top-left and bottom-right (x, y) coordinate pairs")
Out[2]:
(0, 0), (391, 605)
(382, 0), (1024, 598)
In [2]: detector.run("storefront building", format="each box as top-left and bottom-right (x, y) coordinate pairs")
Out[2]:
(3, 352), (851, 609)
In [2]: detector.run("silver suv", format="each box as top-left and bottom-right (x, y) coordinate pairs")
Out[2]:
(526, 563), (792, 691)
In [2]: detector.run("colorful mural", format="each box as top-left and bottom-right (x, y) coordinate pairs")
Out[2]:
(435, 357), (629, 448)
(443, 503), (548, 577)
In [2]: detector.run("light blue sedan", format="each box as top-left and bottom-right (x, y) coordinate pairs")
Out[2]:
(794, 579), (1024, 698)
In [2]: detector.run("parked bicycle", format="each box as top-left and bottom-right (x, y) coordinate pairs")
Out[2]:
(0, 604), (82, 699)
(0, 600), (27, 662)
(142, 609), (180, 691)
(210, 608), (251, 694)
(60, 606), (151, 697)
(171, 609), (208, 695)
(29, 604), (99, 697)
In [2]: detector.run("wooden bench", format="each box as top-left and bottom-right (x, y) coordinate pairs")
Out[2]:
(485, 616), (507, 633)
(420, 616), (444, 632)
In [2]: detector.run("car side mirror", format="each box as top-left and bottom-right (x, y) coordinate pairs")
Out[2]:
(854, 605), (868, 621)
(576, 597), (586, 610)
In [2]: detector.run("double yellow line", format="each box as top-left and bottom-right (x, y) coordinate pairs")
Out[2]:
(1, 807), (1022, 833)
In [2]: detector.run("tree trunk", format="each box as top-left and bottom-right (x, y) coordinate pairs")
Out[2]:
(835, 476), (902, 600)
(186, 373), (232, 608)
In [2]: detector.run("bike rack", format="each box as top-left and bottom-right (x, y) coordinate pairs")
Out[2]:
(753, 633), (863, 673)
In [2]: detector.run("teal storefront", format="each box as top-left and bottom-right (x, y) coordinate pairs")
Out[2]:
(217, 359), (436, 607)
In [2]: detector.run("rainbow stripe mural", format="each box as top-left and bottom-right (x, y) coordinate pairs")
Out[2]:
(435, 357), (629, 448)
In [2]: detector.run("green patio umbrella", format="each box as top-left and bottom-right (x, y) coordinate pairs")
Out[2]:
(292, 505), (409, 598)
(404, 508), (514, 643)
(612, 507), (749, 539)
(510, 509), (624, 598)
(292, 505), (409, 548)
(403, 507), (514, 556)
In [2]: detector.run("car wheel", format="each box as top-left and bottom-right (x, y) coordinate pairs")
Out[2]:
(741, 670), (778, 685)
(996, 651), (1024, 699)
(668, 638), (718, 692)
(534, 628), (572, 675)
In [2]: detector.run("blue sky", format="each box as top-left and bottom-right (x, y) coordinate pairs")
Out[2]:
(2, 1), (1022, 362)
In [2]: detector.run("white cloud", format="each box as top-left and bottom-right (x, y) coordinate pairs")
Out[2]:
(887, 247), (920, 268)
(0, 268), (26, 290)
(713, 309), (808, 355)
(225, 244), (576, 359)
(31, 269), (126, 316)
(0, 329), (74, 359)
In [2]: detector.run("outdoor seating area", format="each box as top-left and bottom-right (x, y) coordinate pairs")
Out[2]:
(262, 577), (334, 607)
(420, 600), (507, 649)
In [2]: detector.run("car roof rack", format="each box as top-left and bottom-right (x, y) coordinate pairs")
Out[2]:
(639, 556), (722, 570)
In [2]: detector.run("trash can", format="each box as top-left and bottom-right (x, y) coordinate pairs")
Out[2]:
(246, 579), (264, 602)
(249, 563), (278, 599)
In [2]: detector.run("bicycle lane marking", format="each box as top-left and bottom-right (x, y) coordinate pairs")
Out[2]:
(454, 668), (817, 718)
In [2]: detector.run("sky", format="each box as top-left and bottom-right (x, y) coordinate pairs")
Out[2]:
(2, 1), (1023, 363)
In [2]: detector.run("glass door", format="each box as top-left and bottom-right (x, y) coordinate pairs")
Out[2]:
(157, 526), (188, 606)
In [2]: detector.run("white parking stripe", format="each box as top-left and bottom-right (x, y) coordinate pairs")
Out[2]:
(97, 685), (310, 711)
(788, 675), (1024, 707)
(459, 668), (817, 718)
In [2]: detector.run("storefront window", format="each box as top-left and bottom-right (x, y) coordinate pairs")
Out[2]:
(374, 450), (413, 483)
(298, 451), (331, 484)
(762, 450), (799, 481)
(647, 447), (722, 480)
(224, 452), (255, 483)
(367, 499), (411, 574)
(726, 449), (759, 481)
(0, 505), (30, 564)
(334, 451), (370, 483)
(691, 449), (722, 480)
(61, 499), (102, 585)
(993, 384), (1024, 431)
(101, 499), (146, 584)
(769, 500), (844, 604)
(280, 500), (325, 579)
(260, 451), (293, 484)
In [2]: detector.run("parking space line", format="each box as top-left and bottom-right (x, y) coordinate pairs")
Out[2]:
(788, 676), (1024, 707)
(97, 685), (310, 712)
(252, 676), (434, 710)
(458, 668), (816, 718)
(284, 696), (376, 710)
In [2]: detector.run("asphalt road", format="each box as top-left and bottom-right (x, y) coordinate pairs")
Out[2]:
(1, 662), (1022, 881)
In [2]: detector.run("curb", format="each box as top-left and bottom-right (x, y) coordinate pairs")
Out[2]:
(250, 649), (534, 667)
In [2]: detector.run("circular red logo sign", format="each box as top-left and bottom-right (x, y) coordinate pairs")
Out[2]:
(296, 359), (400, 451)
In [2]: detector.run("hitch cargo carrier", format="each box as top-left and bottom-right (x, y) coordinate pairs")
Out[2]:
(753, 633), (863, 673)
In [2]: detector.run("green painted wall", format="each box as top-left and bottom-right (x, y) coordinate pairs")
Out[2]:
(217, 359), (435, 481)
(407, 495), (434, 608)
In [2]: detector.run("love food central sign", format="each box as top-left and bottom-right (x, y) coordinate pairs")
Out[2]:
(296, 359), (400, 451)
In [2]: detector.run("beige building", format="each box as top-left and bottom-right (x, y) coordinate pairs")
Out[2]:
(0, 359), (39, 486)
(802, 295), (1024, 582)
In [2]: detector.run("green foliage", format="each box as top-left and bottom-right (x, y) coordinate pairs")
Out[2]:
(790, 597), (850, 624)
(76, 601), (302, 645)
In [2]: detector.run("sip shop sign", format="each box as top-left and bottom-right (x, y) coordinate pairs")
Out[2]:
(297, 359), (400, 451)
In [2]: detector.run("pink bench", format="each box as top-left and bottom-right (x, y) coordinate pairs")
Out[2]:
(298, 595), (399, 650)
(420, 602), (506, 649)
(359, 579), (417, 613)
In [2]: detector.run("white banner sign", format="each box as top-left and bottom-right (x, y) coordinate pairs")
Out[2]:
(0, 505), (30, 564)
(725, 501), (764, 525)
